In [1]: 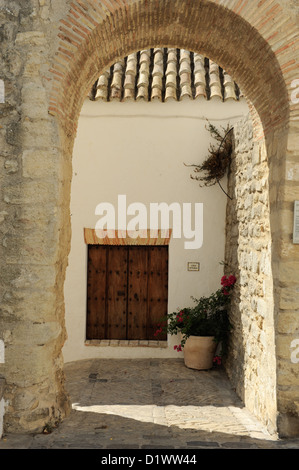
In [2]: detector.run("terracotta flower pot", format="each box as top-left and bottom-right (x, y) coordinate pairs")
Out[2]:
(183, 336), (217, 370)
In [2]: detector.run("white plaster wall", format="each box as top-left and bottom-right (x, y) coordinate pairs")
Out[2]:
(63, 97), (249, 363)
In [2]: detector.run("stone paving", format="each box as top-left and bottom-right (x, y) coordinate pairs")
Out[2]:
(1, 358), (299, 450)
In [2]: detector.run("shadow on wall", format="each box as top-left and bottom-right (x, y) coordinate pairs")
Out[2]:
(223, 126), (244, 402)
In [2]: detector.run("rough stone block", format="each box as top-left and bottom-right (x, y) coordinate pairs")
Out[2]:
(279, 287), (299, 310)
(15, 31), (47, 47)
(21, 83), (49, 120)
(10, 264), (57, 292)
(278, 261), (299, 284)
(22, 149), (58, 178)
(277, 413), (299, 439)
(287, 133), (299, 153)
(21, 119), (53, 148)
(4, 343), (62, 389)
(276, 335), (299, 361)
(282, 183), (299, 202)
(3, 180), (58, 205)
(8, 291), (59, 322)
(13, 389), (39, 412)
(277, 312), (299, 335)
(277, 360), (299, 386)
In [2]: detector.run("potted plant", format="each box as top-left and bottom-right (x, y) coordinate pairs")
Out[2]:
(154, 275), (236, 370)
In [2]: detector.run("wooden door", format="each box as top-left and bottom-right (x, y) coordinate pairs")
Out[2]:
(106, 246), (128, 340)
(86, 245), (168, 341)
(86, 245), (107, 340)
(147, 246), (168, 340)
(128, 246), (148, 340)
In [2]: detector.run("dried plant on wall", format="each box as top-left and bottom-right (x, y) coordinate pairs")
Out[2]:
(185, 122), (234, 198)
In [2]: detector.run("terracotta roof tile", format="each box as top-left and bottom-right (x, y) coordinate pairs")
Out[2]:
(89, 48), (241, 102)
(208, 60), (222, 100)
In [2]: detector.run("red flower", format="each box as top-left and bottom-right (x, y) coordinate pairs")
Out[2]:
(221, 275), (236, 288)
(176, 310), (185, 324)
(228, 275), (236, 285)
(174, 344), (182, 352)
(213, 356), (222, 366)
(221, 275), (227, 286)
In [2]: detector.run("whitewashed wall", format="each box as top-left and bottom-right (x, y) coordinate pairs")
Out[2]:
(63, 97), (249, 362)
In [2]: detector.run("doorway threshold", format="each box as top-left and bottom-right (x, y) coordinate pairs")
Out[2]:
(85, 339), (168, 348)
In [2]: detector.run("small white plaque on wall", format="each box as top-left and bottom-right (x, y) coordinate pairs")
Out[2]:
(293, 201), (299, 244)
(188, 262), (200, 272)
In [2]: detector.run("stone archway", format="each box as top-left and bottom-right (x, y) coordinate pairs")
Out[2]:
(0, 0), (298, 437)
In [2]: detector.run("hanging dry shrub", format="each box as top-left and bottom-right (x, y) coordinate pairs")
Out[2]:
(187, 123), (233, 187)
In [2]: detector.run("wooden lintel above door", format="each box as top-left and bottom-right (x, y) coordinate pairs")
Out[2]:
(84, 228), (172, 246)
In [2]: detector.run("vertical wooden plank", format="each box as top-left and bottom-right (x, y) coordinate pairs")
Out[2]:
(147, 246), (168, 340)
(106, 246), (128, 340)
(86, 245), (107, 339)
(127, 246), (148, 340)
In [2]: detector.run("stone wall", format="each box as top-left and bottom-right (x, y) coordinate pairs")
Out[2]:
(0, 1), (71, 433)
(225, 115), (277, 433)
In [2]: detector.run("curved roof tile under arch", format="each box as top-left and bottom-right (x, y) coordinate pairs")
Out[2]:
(89, 48), (243, 103)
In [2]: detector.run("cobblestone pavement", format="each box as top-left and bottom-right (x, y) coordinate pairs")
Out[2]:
(1, 358), (299, 450)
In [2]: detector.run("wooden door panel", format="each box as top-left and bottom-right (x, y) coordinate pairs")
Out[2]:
(106, 246), (128, 340)
(86, 245), (107, 339)
(128, 246), (148, 340)
(86, 245), (168, 341)
(147, 247), (168, 340)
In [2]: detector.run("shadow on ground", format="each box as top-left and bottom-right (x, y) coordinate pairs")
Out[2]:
(1, 359), (299, 449)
